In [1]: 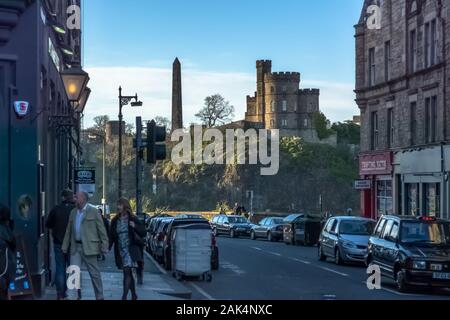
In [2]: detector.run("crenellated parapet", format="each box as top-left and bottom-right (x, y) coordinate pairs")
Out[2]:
(266, 72), (301, 83)
(299, 88), (320, 95)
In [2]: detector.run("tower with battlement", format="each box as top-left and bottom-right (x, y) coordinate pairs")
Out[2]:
(245, 60), (322, 141)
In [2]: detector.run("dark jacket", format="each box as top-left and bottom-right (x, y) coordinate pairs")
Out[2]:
(46, 201), (75, 245)
(0, 222), (16, 280)
(109, 215), (146, 269)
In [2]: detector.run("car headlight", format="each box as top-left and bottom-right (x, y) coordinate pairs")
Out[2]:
(342, 241), (356, 249)
(413, 261), (427, 270)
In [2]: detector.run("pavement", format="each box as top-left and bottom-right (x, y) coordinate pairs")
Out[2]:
(43, 250), (192, 300)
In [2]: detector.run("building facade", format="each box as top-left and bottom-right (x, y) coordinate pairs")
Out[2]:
(245, 60), (322, 141)
(355, 0), (450, 220)
(0, 0), (88, 297)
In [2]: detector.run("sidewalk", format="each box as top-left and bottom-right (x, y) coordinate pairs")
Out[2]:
(43, 251), (192, 300)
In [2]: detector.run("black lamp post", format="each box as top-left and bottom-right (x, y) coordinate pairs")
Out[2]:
(118, 87), (142, 199)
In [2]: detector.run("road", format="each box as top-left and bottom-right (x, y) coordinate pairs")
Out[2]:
(172, 236), (450, 300)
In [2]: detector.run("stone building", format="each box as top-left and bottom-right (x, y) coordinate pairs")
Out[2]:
(245, 60), (324, 142)
(355, 0), (450, 220)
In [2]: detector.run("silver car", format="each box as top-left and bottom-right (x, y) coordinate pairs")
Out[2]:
(318, 217), (376, 265)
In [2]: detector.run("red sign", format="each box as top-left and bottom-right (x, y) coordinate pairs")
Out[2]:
(360, 152), (392, 176)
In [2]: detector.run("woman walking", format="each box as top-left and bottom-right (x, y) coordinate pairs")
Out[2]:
(109, 198), (146, 300)
(0, 204), (16, 301)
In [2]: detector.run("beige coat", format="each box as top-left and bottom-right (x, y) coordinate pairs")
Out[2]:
(62, 204), (109, 256)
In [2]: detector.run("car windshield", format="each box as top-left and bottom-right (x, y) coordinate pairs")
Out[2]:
(339, 221), (375, 235)
(229, 217), (248, 224)
(401, 221), (450, 245)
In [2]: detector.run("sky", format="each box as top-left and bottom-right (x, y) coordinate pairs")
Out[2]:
(82, 0), (363, 128)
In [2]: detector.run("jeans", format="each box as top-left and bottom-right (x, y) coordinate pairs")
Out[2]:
(54, 243), (68, 299)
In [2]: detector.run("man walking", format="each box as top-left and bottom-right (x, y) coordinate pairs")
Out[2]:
(62, 192), (109, 300)
(46, 190), (75, 300)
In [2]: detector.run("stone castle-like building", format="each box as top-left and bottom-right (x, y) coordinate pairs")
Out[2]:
(244, 60), (323, 142)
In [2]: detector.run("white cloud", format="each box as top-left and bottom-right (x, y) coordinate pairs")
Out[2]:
(83, 67), (358, 128)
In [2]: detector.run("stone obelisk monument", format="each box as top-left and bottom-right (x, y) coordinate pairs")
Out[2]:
(172, 57), (183, 131)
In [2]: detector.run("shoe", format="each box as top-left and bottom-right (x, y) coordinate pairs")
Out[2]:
(77, 290), (82, 300)
(132, 295), (138, 301)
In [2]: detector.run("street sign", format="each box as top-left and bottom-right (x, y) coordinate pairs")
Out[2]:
(355, 180), (372, 190)
(13, 101), (30, 118)
(75, 168), (96, 196)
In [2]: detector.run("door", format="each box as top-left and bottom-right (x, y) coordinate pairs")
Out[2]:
(378, 219), (394, 275)
(383, 221), (400, 276)
(255, 218), (266, 236)
(323, 219), (337, 256)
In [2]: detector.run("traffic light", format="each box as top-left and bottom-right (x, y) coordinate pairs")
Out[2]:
(147, 120), (167, 164)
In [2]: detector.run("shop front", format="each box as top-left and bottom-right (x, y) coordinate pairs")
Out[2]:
(359, 152), (394, 220)
(394, 146), (446, 219)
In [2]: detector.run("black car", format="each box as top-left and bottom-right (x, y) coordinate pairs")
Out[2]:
(367, 215), (450, 292)
(283, 213), (322, 246)
(250, 217), (285, 242)
(213, 215), (253, 238)
(162, 218), (219, 271)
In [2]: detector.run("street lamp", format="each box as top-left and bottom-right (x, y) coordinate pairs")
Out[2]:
(61, 66), (90, 189)
(118, 86), (142, 199)
(88, 132), (107, 216)
(75, 87), (91, 114)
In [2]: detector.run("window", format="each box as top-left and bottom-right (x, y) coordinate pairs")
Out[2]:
(424, 183), (440, 218)
(410, 29), (417, 72)
(389, 223), (400, 241)
(425, 96), (437, 143)
(282, 86), (287, 93)
(304, 119), (308, 128)
(369, 47), (376, 86)
(410, 102), (417, 145)
(385, 41), (391, 81)
(326, 219), (336, 233)
(371, 111), (379, 150)
(330, 220), (338, 234)
(425, 19), (437, 67)
(270, 119), (275, 128)
(375, 219), (387, 238)
(294, 101), (298, 112)
(271, 86), (275, 94)
(387, 108), (394, 148)
(282, 100), (287, 112)
(382, 220), (394, 240)
(270, 100), (275, 113)
(406, 183), (420, 216)
(282, 119), (288, 128)
(377, 180), (393, 216)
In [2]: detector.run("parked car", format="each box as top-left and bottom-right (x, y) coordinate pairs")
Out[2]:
(176, 214), (206, 220)
(318, 216), (376, 265)
(146, 216), (171, 254)
(213, 215), (253, 238)
(162, 218), (219, 271)
(367, 215), (450, 292)
(250, 217), (285, 241)
(151, 218), (174, 262)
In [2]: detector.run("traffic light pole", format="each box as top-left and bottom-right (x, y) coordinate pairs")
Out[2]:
(136, 117), (143, 217)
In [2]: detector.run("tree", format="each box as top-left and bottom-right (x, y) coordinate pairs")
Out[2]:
(92, 115), (110, 133)
(331, 122), (361, 145)
(155, 116), (171, 131)
(313, 112), (335, 140)
(195, 94), (235, 127)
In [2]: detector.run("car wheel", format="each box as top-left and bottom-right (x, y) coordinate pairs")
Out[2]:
(396, 269), (409, 293)
(334, 248), (344, 265)
(251, 231), (256, 240)
(268, 232), (274, 242)
(230, 230), (235, 238)
(318, 245), (326, 261)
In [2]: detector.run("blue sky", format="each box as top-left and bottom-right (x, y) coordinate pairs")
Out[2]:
(83, 0), (363, 127)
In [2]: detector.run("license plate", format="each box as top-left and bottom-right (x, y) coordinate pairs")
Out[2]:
(433, 273), (450, 280)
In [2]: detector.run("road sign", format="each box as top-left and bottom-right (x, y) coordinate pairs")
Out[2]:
(355, 180), (372, 190)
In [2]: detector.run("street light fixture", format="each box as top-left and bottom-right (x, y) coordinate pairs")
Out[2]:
(118, 86), (142, 199)
(74, 87), (91, 114)
(61, 67), (90, 102)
